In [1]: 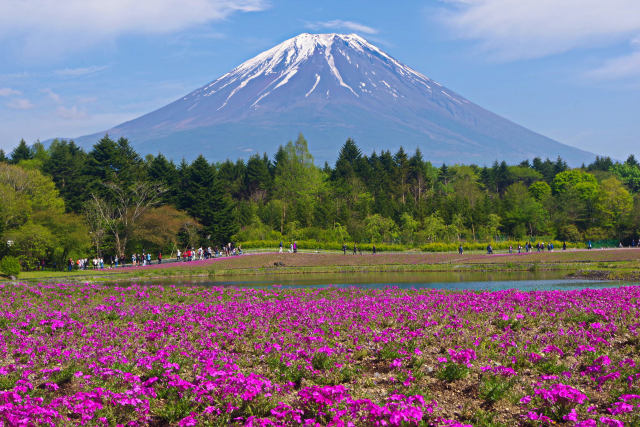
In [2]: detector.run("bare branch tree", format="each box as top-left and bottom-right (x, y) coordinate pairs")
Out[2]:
(83, 197), (110, 257)
(90, 181), (166, 257)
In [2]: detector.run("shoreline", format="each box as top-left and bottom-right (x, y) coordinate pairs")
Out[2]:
(3, 248), (639, 284)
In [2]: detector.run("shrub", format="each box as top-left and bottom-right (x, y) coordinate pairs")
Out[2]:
(238, 239), (578, 253)
(0, 256), (20, 277)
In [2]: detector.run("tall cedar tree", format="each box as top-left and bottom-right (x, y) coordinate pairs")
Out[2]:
(43, 140), (88, 213)
(148, 153), (178, 205)
(10, 139), (32, 164)
(208, 172), (238, 245)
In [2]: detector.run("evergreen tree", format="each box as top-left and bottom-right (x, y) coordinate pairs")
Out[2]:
(43, 140), (88, 213)
(333, 138), (362, 180)
(245, 153), (271, 200)
(0, 149), (7, 163)
(587, 156), (613, 172)
(394, 147), (409, 205)
(10, 139), (32, 164)
(174, 158), (191, 211)
(183, 155), (216, 223)
(83, 135), (146, 200)
(208, 172), (238, 245)
(217, 159), (246, 199)
(625, 155), (639, 168)
(148, 153), (178, 204)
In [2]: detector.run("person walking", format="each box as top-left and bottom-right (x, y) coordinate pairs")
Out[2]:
(372, 244), (376, 255)
(158, 252), (162, 264)
(342, 243), (347, 255)
(279, 241), (283, 253)
(353, 243), (357, 255)
(458, 244), (463, 255)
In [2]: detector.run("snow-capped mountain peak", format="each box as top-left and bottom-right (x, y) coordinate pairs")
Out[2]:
(73, 33), (595, 166)
(188, 33), (449, 111)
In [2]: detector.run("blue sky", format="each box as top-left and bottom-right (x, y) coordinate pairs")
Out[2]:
(1, 0), (639, 160)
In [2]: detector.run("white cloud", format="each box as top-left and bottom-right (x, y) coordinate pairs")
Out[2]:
(441, 0), (640, 60)
(306, 20), (378, 35)
(56, 105), (88, 120)
(587, 51), (640, 80)
(55, 65), (108, 77)
(0, 0), (269, 56)
(7, 98), (34, 110)
(0, 88), (21, 96)
(42, 88), (62, 103)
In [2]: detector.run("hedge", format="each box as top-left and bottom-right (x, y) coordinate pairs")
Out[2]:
(239, 240), (579, 253)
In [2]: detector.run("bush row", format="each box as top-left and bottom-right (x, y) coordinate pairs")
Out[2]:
(239, 240), (580, 253)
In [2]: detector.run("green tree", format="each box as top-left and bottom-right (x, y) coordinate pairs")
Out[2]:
(528, 181), (551, 202)
(399, 212), (419, 245)
(502, 183), (548, 238)
(207, 172), (238, 245)
(272, 134), (322, 233)
(0, 256), (20, 277)
(147, 153), (178, 204)
(245, 153), (272, 201)
(596, 177), (633, 236)
(182, 156), (215, 220)
(5, 222), (54, 269)
(364, 214), (397, 243)
(83, 135), (146, 200)
(43, 140), (88, 212)
(10, 139), (32, 164)
(611, 162), (640, 193)
(552, 170), (600, 230)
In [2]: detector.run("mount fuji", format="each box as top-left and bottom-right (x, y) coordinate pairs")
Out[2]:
(72, 33), (595, 165)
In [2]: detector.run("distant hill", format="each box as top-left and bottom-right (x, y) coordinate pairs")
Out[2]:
(71, 33), (595, 165)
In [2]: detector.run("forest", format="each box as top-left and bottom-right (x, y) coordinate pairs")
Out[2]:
(0, 133), (639, 270)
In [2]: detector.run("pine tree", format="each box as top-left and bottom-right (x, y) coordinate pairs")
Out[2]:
(43, 140), (88, 213)
(0, 149), (7, 163)
(183, 155), (215, 224)
(245, 153), (271, 199)
(333, 138), (362, 180)
(148, 153), (178, 204)
(10, 139), (32, 164)
(394, 147), (409, 205)
(208, 172), (238, 245)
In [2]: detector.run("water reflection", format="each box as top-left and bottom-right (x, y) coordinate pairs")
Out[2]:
(97, 270), (638, 291)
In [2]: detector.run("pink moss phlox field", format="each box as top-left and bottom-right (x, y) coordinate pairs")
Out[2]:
(1, 284), (640, 425)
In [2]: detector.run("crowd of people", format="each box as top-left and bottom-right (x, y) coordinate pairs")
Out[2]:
(63, 243), (243, 271)
(176, 243), (243, 261)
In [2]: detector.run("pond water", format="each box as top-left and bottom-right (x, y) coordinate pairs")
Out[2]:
(101, 270), (639, 291)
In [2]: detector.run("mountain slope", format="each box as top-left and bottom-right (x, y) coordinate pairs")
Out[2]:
(73, 33), (595, 165)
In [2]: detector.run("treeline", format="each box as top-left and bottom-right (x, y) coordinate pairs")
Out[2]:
(1, 134), (639, 270)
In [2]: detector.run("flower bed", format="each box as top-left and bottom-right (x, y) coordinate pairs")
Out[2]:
(1, 283), (640, 425)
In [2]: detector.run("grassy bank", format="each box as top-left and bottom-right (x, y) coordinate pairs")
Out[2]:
(5, 248), (639, 283)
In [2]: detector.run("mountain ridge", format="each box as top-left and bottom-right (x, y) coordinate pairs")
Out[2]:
(70, 33), (595, 165)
